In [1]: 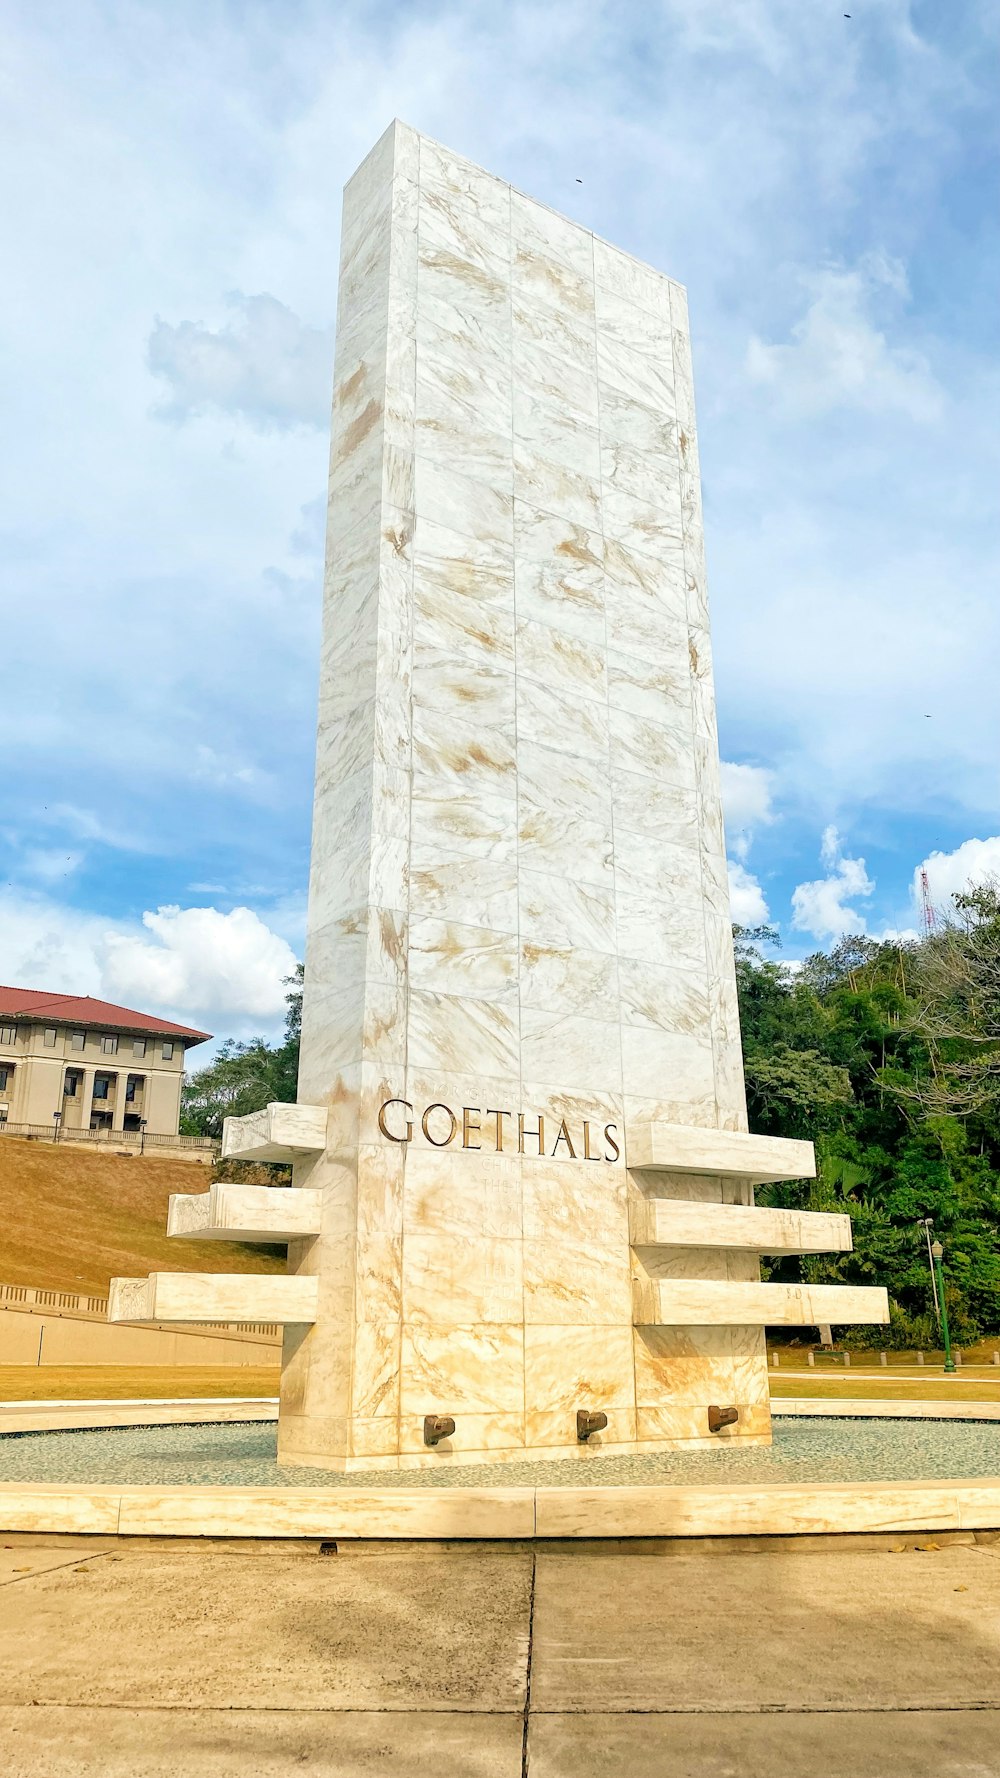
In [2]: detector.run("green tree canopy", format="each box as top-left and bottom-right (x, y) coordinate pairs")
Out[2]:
(736, 907), (1000, 1340)
(180, 964), (302, 1139)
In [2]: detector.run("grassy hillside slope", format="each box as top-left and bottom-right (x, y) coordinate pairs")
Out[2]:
(0, 1139), (285, 1295)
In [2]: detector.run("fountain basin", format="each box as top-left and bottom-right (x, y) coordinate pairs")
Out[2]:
(3, 1408), (1000, 1541)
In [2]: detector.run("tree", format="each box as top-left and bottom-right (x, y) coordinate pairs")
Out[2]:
(180, 965), (302, 1138)
(906, 880), (1000, 1116)
(737, 909), (1000, 1340)
(745, 1046), (853, 1140)
(283, 962), (303, 1048)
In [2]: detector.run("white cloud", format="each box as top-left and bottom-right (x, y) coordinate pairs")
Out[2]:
(720, 761), (775, 860)
(819, 824), (840, 870)
(0, 895), (111, 998)
(722, 764), (773, 923)
(728, 861), (769, 925)
(791, 826), (874, 940)
(746, 253), (943, 422)
(0, 893), (297, 1042)
(148, 293), (333, 431)
(917, 836), (1000, 914)
(101, 906), (297, 1030)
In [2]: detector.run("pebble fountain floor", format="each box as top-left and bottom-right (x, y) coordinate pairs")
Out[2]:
(3, 1417), (1000, 1489)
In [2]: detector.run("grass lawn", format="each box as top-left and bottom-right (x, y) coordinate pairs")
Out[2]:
(4, 1365), (1000, 1407)
(0, 1137), (285, 1295)
(0, 1365), (280, 1401)
(770, 1372), (1000, 1402)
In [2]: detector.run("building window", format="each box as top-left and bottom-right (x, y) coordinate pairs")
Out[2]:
(70, 1031), (86, 1052)
(0, 1065), (11, 1090)
(132, 1038), (146, 1058)
(43, 1027), (57, 1048)
(101, 1034), (118, 1055)
(92, 1076), (111, 1102)
(125, 1075), (144, 1103)
(161, 1041), (174, 1060)
(0, 1026), (16, 1046)
(63, 1072), (80, 1097)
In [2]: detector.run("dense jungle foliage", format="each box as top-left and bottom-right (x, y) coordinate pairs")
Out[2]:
(743, 885), (1000, 1343)
(182, 887), (1000, 1342)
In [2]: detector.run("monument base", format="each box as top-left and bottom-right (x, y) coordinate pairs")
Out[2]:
(276, 1435), (775, 1474)
(275, 1401), (774, 1473)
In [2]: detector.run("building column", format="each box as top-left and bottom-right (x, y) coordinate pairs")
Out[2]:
(111, 1072), (128, 1133)
(78, 1067), (96, 1133)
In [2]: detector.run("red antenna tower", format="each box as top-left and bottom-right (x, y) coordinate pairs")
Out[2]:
(919, 868), (936, 937)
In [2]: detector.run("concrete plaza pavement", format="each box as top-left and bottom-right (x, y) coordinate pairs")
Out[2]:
(2, 1535), (1000, 1775)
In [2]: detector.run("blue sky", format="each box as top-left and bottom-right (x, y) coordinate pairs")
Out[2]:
(1, 0), (998, 1050)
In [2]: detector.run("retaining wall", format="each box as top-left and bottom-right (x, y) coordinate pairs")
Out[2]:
(0, 1284), (280, 1367)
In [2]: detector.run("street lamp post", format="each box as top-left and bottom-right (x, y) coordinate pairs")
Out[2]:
(139, 1118), (148, 1157)
(931, 1239), (956, 1374)
(52, 1111), (61, 1143)
(920, 1217), (940, 1323)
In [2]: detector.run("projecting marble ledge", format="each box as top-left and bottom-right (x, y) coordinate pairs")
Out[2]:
(220, 1101), (327, 1163)
(167, 1184), (322, 1242)
(632, 1278), (889, 1327)
(628, 1198), (853, 1254)
(625, 1122), (816, 1182)
(107, 1273), (318, 1324)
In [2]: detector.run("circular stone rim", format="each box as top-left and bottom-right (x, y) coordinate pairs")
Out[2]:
(3, 1399), (1000, 1542)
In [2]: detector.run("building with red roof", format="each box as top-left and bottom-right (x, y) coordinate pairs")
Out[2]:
(0, 986), (211, 1142)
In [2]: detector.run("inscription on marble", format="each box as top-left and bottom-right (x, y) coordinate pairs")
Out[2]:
(378, 1097), (621, 1162)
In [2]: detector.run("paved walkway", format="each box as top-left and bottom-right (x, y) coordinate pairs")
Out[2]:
(3, 1535), (1000, 1775)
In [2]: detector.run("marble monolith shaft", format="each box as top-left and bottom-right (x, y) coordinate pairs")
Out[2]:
(277, 120), (773, 1470)
(108, 123), (889, 1447)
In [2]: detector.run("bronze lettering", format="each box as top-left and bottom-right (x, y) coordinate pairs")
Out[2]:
(422, 1102), (458, 1147)
(462, 1106), (481, 1150)
(551, 1118), (577, 1159)
(518, 1112), (545, 1156)
(582, 1120), (601, 1161)
(486, 1108), (511, 1152)
(377, 1098), (413, 1142)
(398, 1100), (616, 1160)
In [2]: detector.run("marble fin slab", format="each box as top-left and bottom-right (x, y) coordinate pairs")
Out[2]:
(626, 1122), (816, 1182)
(107, 1273), (318, 1325)
(632, 1278), (889, 1327)
(167, 1185), (323, 1243)
(629, 1199), (852, 1254)
(221, 1102), (328, 1163)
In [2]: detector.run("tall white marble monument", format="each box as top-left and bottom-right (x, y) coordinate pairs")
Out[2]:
(110, 124), (888, 1469)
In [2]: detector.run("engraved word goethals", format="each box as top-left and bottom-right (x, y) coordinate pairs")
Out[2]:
(377, 1099), (621, 1162)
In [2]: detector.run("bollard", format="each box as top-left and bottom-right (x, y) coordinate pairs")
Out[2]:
(844, 1352), (851, 1367)
(917, 1351), (925, 1366)
(771, 1350), (779, 1368)
(807, 1350), (815, 1367)
(955, 1349), (962, 1367)
(880, 1352), (887, 1366)
(993, 1352), (999, 1367)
